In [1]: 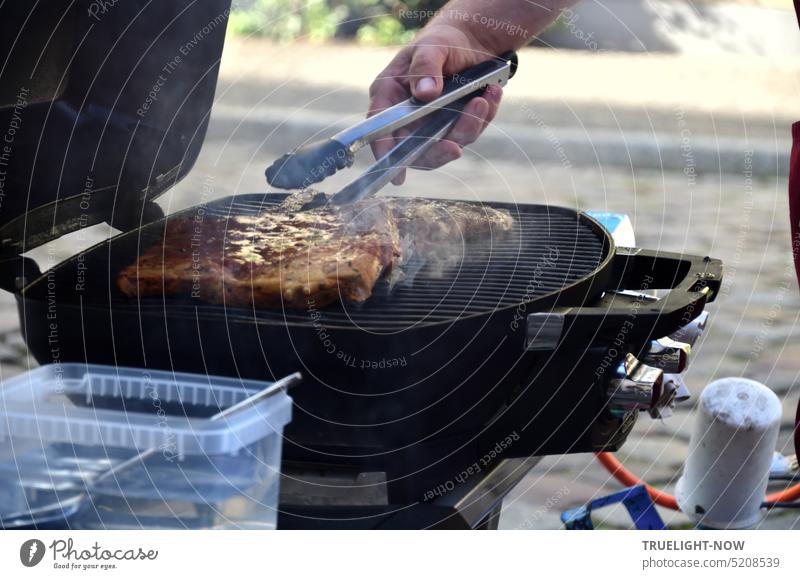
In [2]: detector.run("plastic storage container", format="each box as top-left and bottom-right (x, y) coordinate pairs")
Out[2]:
(0, 364), (292, 529)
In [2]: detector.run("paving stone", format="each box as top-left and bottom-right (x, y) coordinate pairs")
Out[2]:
(635, 407), (698, 443)
(500, 455), (620, 530)
(616, 433), (690, 477)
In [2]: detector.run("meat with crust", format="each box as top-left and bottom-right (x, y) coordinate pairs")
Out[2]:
(278, 192), (515, 275)
(386, 197), (514, 273)
(117, 199), (400, 309)
(117, 192), (513, 309)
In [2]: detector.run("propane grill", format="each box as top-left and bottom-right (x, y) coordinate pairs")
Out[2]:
(105, 195), (611, 328)
(7, 191), (721, 515)
(0, 0), (723, 529)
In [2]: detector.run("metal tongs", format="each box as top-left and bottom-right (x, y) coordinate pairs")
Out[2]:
(265, 51), (518, 206)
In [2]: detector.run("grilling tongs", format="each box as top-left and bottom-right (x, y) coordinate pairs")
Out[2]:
(265, 51), (518, 206)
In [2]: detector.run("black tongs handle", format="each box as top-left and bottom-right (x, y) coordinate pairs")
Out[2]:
(265, 51), (518, 190)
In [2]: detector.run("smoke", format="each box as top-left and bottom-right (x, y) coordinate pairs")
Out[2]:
(281, 190), (514, 289)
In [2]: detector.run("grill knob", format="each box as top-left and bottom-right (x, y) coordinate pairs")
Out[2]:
(668, 311), (709, 348)
(640, 337), (691, 373)
(607, 354), (664, 411)
(647, 373), (691, 419)
(664, 373), (691, 403)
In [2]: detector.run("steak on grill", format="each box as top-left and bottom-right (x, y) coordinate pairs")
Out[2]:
(117, 193), (513, 309)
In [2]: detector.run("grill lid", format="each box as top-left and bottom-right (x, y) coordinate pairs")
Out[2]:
(0, 0), (232, 259)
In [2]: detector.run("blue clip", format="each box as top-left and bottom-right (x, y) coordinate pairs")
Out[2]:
(561, 485), (665, 530)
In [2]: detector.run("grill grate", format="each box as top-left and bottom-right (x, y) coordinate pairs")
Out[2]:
(125, 196), (611, 331)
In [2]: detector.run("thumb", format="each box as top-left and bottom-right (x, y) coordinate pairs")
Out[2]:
(408, 45), (448, 101)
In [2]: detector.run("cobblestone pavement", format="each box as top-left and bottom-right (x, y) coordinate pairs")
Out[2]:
(4, 38), (800, 529)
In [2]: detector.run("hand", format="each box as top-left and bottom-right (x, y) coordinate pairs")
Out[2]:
(368, 24), (504, 185)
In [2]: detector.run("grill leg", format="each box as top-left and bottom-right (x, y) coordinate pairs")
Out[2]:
(384, 437), (477, 504)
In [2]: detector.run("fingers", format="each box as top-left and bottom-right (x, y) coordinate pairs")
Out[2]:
(411, 91), (496, 170)
(368, 87), (400, 161)
(368, 72), (409, 173)
(368, 53), (414, 168)
(368, 48), (412, 117)
(367, 84), (396, 118)
(392, 167), (407, 186)
(408, 44), (448, 101)
(447, 97), (489, 148)
(370, 135), (396, 168)
(390, 129), (411, 185)
(414, 141), (463, 170)
(366, 41), (505, 182)
(482, 84), (503, 128)
(371, 88), (502, 178)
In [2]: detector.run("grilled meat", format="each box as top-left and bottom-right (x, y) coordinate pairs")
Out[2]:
(278, 192), (515, 276)
(117, 198), (400, 309)
(389, 197), (515, 242)
(278, 191), (515, 242)
(386, 197), (515, 275)
(118, 193), (513, 309)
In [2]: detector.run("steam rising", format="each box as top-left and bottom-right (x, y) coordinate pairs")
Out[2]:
(281, 190), (514, 290)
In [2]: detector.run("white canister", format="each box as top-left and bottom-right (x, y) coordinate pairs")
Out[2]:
(676, 377), (782, 529)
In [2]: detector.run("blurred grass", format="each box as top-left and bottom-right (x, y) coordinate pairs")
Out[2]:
(228, 0), (444, 45)
(227, 0), (798, 45)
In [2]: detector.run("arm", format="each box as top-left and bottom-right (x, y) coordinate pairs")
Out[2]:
(369, 0), (578, 183)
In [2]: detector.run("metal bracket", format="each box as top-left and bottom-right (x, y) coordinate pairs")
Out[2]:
(607, 354), (664, 411)
(641, 336), (691, 373)
(525, 312), (565, 351)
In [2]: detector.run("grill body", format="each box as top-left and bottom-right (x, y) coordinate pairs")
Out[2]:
(9, 193), (721, 502)
(16, 195), (616, 455)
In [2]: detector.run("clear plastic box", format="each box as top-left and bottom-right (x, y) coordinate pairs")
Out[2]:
(0, 364), (292, 529)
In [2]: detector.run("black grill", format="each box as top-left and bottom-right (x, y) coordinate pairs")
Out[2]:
(119, 195), (611, 331)
(13, 193), (720, 484)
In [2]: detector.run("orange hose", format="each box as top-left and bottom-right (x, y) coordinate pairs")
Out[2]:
(595, 452), (800, 510)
